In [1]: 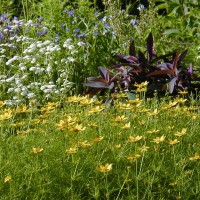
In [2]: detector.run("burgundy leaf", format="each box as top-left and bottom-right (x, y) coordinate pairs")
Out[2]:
(98, 67), (109, 82)
(172, 50), (180, 71)
(138, 51), (147, 62)
(146, 69), (174, 77)
(157, 63), (173, 70)
(178, 49), (188, 64)
(129, 37), (136, 56)
(146, 32), (153, 62)
(188, 63), (193, 75)
(84, 81), (111, 88)
(168, 77), (178, 93)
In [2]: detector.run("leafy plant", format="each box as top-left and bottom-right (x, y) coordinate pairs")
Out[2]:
(84, 32), (198, 99)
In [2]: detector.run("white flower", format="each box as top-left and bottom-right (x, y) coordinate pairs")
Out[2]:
(77, 41), (85, 46)
(27, 93), (35, 99)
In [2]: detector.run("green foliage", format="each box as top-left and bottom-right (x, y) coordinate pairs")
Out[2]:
(0, 96), (200, 199)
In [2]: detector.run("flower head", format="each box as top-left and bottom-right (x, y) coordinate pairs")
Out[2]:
(128, 135), (142, 143)
(4, 175), (12, 183)
(151, 135), (165, 144)
(174, 128), (187, 137)
(189, 153), (200, 161)
(69, 124), (86, 133)
(168, 139), (180, 145)
(96, 163), (112, 173)
(65, 147), (77, 154)
(32, 147), (44, 154)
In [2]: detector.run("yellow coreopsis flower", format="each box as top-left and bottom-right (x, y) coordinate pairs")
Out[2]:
(189, 152), (200, 161)
(115, 144), (122, 149)
(126, 154), (141, 161)
(118, 103), (133, 110)
(126, 98), (142, 104)
(113, 115), (127, 122)
(139, 145), (150, 152)
(128, 135), (142, 143)
(32, 147), (44, 154)
(151, 135), (166, 144)
(67, 95), (86, 103)
(69, 124), (86, 132)
(77, 140), (91, 148)
(178, 91), (188, 95)
(4, 175), (12, 183)
(147, 108), (159, 116)
(0, 101), (6, 107)
(56, 116), (76, 130)
(174, 128), (187, 137)
(87, 105), (105, 114)
(65, 147), (77, 154)
(168, 139), (180, 145)
(79, 98), (96, 106)
(0, 109), (12, 120)
(96, 163), (112, 173)
(93, 136), (104, 143)
(15, 104), (30, 113)
(147, 129), (160, 134)
(121, 122), (131, 129)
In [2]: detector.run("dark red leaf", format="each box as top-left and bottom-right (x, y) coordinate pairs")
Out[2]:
(129, 37), (136, 56)
(146, 32), (153, 62)
(146, 69), (174, 77)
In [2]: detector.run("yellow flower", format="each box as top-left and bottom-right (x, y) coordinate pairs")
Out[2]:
(126, 98), (142, 104)
(147, 129), (160, 134)
(189, 152), (200, 161)
(113, 115), (127, 122)
(0, 101), (6, 107)
(111, 93), (127, 99)
(79, 98), (96, 106)
(168, 139), (180, 145)
(174, 128), (187, 137)
(56, 116), (76, 130)
(134, 81), (148, 88)
(115, 144), (122, 149)
(167, 126), (174, 131)
(118, 103), (133, 110)
(169, 182), (177, 186)
(32, 147), (44, 154)
(128, 135), (142, 143)
(65, 147), (77, 154)
(11, 121), (25, 127)
(15, 104), (30, 113)
(69, 124), (86, 132)
(0, 109), (12, 120)
(77, 140), (91, 148)
(178, 91), (188, 95)
(68, 95), (86, 103)
(173, 97), (187, 104)
(151, 135), (166, 144)
(87, 105), (105, 114)
(139, 145), (150, 152)
(88, 122), (98, 127)
(147, 108), (158, 116)
(121, 122), (131, 129)
(163, 101), (178, 109)
(96, 163), (112, 173)
(93, 136), (104, 143)
(4, 175), (12, 183)
(138, 120), (145, 125)
(126, 154), (141, 161)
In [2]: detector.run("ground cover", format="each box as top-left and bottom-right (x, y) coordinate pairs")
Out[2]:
(0, 94), (200, 199)
(0, 0), (200, 199)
